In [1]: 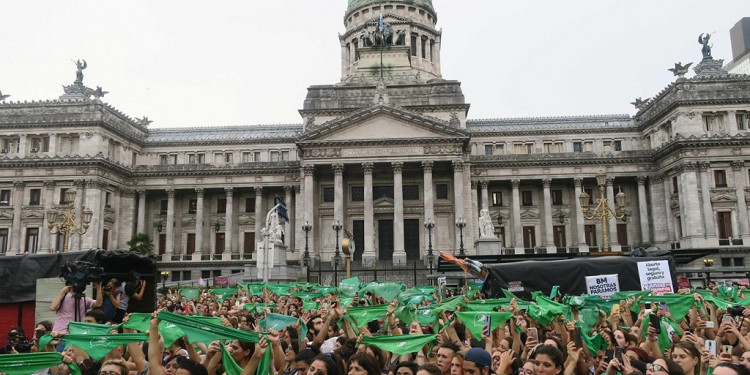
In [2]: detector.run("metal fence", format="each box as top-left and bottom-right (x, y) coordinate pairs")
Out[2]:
(307, 259), (437, 287)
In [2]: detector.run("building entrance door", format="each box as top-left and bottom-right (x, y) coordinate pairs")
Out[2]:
(404, 219), (420, 260)
(378, 219), (393, 260)
(353, 220), (364, 261)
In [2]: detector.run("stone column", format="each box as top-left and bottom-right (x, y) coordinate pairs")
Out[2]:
(111, 188), (121, 249)
(452, 160), (464, 250)
(41, 181), (55, 253)
(165, 189), (175, 256)
(679, 162), (705, 247)
(363, 163), (375, 265)
(471, 181), (479, 245)
(511, 179), (523, 254)
(728, 111), (739, 134)
(119, 189), (136, 250)
(698, 163), (717, 245)
(72, 180), (85, 251)
(83, 181), (103, 250)
(333, 163), (345, 238)
(637, 176), (651, 244)
(480, 180), (489, 210)
(254, 186), (264, 248)
(392, 162), (406, 264)
(542, 179), (556, 253)
(663, 174), (675, 244)
(606, 178), (621, 251)
(303, 165), (316, 259)
(48, 134), (57, 156)
(732, 161), (750, 243)
(285, 186), (294, 250)
(194, 188), (204, 259)
(225, 187), (234, 257)
(10, 181), (24, 254)
(137, 190), (146, 235)
(649, 176), (668, 248)
(422, 161), (434, 259)
(18, 134), (26, 157)
(573, 178), (589, 252)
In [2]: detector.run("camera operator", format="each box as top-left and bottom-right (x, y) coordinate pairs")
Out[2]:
(49, 280), (103, 335)
(113, 278), (146, 323)
(100, 278), (121, 323)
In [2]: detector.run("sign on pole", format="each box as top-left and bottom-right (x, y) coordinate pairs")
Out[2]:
(637, 260), (674, 295)
(274, 196), (289, 223)
(585, 274), (620, 298)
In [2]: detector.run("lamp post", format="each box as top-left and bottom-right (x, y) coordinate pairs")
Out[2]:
(424, 218), (435, 277)
(332, 219), (342, 286)
(47, 188), (93, 252)
(455, 216), (466, 256)
(302, 220), (312, 282)
(160, 270), (170, 293)
(578, 171), (626, 253)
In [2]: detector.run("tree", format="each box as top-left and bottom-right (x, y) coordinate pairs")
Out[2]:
(127, 233), (154, 255)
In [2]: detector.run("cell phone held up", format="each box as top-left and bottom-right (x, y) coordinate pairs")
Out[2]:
(705, 340), (717, 356)
(649, 313), (661, 334)
(484, 315), (492, 336)
(615, 347), (624, 363)
(527, 327), (538, 343)
(574, 326), (583, 349)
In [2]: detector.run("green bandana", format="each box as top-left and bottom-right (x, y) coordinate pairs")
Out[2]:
(293, 291), (323, 301)
(243, 282), (266, 296)
(266, 283), (294, 296)
(641, 294), (695, 322)
(581, 332), (605, 357)
(0, 352), (81, 375)
(465, 299), (507, 312)
(122, 313), (152, 332)
(433, 295), (467, 313)
(416, 306), (440, 327)
(361, 334), (437, 355)
(347, 304), (389, 328)
(454, 312), (513, 340)
(68, 321), (113, 335)
(157, 311), (259, 344)
(63, 333), (148, 361)
(303, 301), (320, 312)
(261, 313), (300, 331)
(360, 282), (406, 301)
(293, 282), (319, 291)
(180, 288), (201, 300)
(394, 305), (418, 325)
(244, 303), (277, 314)
(220, 343), (243, 375)
(212, 288), (239, 301)
(338, 277), (361, 297)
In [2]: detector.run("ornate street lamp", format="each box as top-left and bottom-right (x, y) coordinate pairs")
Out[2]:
(578, 171), (626, 252)
(703, 258), (714, 267)
(455, 216), (467, 256)
(302, 220), (312, 281)
(47, 188), (93, 252)
(332, 219), (343, 286)
(424, 218), (435, 275)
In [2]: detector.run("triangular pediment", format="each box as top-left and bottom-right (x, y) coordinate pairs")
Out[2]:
(297, 104), (469, 143)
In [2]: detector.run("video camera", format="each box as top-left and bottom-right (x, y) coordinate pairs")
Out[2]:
(60, 261), (104, 294)
(5, 328), (31, 354)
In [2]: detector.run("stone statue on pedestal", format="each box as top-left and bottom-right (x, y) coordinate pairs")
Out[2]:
(74, 59), (87, 84)
(698, 33), (713, 60)
(269, 211), (285, 244)
(478, 208), (497, 238)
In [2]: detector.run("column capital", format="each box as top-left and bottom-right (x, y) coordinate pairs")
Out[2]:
(732, 161), (745, 171)
(677, 161), (697, 173)
(12, 181), (25, 189)
(471, 181), (478, 189)
(120, 188), (135, 198)
(362, 162), (374, 174)
(254, 186), (263, 195)
(573, 177), (583, 187)
(511, 179), (520, 188)
(195, 188), (204, 196)
(224, 187), (234, 196)
(480, 180), (489, 189)
(392, 161), (404, 174)
(74, 179), (86, 188)
(166, 189), (175, 197)
(606, 177), (615, 186)
(650, 174), (664, 183)
(302, 164), (315, 176)
(698, 161), (711, 171)
(137, 189), (147, 197)
(452, 159), (464, 171)
(542, 178), (552, 188)
(637, 176), (648, 185)
(43, 181), (56, 190)
(284, 185), (294, 193)
(86, 180), (105, 190)
(332, 163), (344, 175)
(421, 160), (434, 172)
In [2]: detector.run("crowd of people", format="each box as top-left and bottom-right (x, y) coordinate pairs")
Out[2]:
(3, 276), (750, 375)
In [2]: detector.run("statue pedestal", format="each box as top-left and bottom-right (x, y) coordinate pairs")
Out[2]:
(248, 242), (298, 282)
(475, 238), (503, 256)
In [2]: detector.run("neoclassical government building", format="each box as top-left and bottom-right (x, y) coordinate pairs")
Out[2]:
(1, 0), (749, 282)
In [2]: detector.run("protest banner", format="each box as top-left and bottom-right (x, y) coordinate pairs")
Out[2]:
(585, 274), (620, 297)
(637, 260), (673, 295)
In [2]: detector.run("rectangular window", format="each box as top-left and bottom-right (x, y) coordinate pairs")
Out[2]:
(551, 189), (563, 205)
(410, 35), (417, 56)
(613, 140), (622, 151)
(197, 153), (205, 164)
(29, 189), (41, 206)
(553, 225), (566, 248)
(703, 114), (724, 132)
(672, 176), (679, 193)
(132, 152), (137, 166)
(25, 228), (39, 253)
(323, 187), (335, 203)
(186, 233), (195, 254)
(353, 39), (359, 61)
(523, 226), (536, 248)
(0, 190), (9, 206)
(583, 141), (594, 152)
(717, 211), (732, 239)
(159, 154), (168, 165)
(242, 152), (252, 163)
(714, 170), (727, 188)
(585, 225), (598, 246)
(494, 144), (504, 155)
(351, 186), (364, 202)
(0, 228), (7, 253)
(525, 144), (533, 154)
(521, 190), (533, 206)
(543, 142), (552, 153)
(374, 185), (394, 200)
(513, 143), (523, 154)
(188, 199), (197, 214)
(722, 257), (732, 267)
(245, 198), (255, 213)
(58, 188), (67, 204)
(105, 192), (111, 207)
(244, 232), (255, 254)
(573, 142), (582, 153)
(217, 198), (227, 214)
(737, 113), (750, 131)
(617, 223), (628, 246)
(436, 184), (449, 200)
(603, 140), (612, 152)
(734, 257), (744, 267)
(170, 154), (177, 165)
(102, 229), (109, 251)
(491, 192), (502, 206)
(254, 151), (261, 162)
(188, 154), (196, 164)
(160, 200), (168, 214)
(270, 151), (280, 162)
(421, 36), (427, 58)
(484, 145), (494, 155)
(225, 153), (233, 163)
(281, 151), (290, 161)
(403, 185), (419, 200)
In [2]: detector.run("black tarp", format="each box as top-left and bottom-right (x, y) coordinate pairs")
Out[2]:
(0, 250), (157, 310)
(482, 255), (678, 298)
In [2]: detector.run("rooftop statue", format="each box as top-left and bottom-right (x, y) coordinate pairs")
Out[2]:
(360, 29), (373, 47)
(74, 59), (87, 84)
(395, 29), (406, 46)
(382, 23), (393, 45)
(698, 33), (713, 60)
(668, 62), (693, 79)
(630, 97), (648, 110)
(0, 90), (9, 102)
(92, 86), (109, 100)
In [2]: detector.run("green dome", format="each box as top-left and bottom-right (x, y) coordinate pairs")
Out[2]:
(347, 0), (433, 12)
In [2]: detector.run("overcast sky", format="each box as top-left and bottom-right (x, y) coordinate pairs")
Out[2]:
(1, 1), (748, 127)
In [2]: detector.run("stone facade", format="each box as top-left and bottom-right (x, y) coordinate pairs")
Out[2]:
(1, 0), (749, 281)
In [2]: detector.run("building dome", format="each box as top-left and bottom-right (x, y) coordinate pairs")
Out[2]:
(347, 0), (433, 12)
